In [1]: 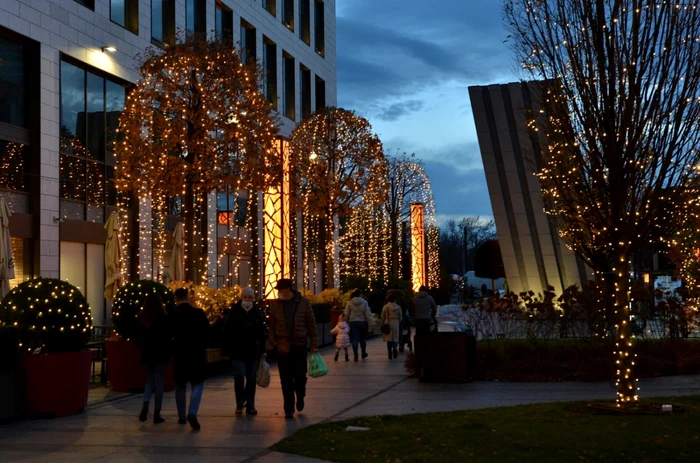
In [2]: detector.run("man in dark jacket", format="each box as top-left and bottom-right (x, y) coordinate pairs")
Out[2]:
(412, 286), (437, 335)
(267, 278), (318, 419)
(221, 286), (267, 415)
(170, 287), (210, 430)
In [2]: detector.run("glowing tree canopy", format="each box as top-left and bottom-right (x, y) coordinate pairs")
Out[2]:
(115, 36), (279, 284)
(505, 0), (700, 404)
(289, 107), (388, 288)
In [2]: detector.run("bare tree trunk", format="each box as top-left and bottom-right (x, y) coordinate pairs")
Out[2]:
(185, 181), (199, 284)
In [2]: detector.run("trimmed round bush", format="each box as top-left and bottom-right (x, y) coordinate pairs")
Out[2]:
(112, 280), (174, 340)
(0, 278), (92, 353)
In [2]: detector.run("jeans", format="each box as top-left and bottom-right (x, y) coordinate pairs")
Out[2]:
(349, 321), (369, 355)
(175, 381), (204, 419)
(276, 346), (307, 414)
(231, 359), (259, 409)
(143, 363), (167, 409)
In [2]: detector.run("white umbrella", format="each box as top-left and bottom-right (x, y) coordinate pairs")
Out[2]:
(168, 222), (185, 282)
(104, 211), (123, 301)
(0, 196), (15, 298)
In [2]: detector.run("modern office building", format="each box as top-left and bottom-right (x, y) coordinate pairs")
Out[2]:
(468, 82), (590, 296)
(0, 0), (336, 324)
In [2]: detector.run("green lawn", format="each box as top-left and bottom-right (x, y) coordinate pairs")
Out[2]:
(272, 397), (700, 462)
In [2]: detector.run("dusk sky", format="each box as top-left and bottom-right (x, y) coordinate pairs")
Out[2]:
(336, 1), (519, 225)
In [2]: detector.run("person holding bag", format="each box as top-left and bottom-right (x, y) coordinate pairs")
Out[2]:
(222, 286), (267, 416)
(381, 294), (403, 360)
(267, 279), (318, 419)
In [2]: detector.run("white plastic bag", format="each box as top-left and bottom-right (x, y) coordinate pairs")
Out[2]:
(256, 355), (271, 388)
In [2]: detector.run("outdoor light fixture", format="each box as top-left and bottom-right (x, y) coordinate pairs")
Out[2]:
(102, 46), (117, 53)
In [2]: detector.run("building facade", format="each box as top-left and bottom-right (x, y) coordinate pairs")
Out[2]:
(468, 82), (589, 297)
(0, 0), (337, 325)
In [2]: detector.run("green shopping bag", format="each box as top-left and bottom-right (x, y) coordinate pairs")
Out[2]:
(308, 352), (328, 378)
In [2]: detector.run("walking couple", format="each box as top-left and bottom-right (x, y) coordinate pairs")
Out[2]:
(332, 289), (373, 362)
(135, 288), (209, 430)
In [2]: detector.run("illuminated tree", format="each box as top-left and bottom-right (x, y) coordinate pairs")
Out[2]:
(289, 107), (388, 288)
(115, 36), (279, 284)
(505, 0), (700, 404)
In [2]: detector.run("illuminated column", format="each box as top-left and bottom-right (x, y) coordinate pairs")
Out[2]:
(263, 139), (291, 299)
(410, 203), (426, 292)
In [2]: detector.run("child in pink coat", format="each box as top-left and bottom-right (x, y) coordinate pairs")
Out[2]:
(330, 313), (351, 362)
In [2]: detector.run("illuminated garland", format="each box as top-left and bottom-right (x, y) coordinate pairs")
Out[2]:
(114, 36), (280, 284)
(0, 278), (92, 353)
(289, 107), (388, 289)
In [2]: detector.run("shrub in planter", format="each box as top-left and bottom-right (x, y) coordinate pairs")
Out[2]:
(113, 280), (174, 340)
(108, 280), (176, 393)
(0, 278), (93, 417)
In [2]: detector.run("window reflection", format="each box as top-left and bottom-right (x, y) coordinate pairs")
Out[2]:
(0, 141), (27, 191)
(0, 36), (24, 127)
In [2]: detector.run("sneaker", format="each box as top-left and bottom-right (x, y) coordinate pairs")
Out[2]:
(187, 415), (201, 431)
(178, 418), (187, 425)
(296, 398), (305, 412)
(246, 407), (258, 415)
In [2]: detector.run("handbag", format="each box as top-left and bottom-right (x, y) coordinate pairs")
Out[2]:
(256, 355), (271, 388)
(380, 323), (391, 335)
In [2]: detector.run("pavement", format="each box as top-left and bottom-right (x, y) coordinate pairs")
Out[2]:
(1, 337), (699, 462)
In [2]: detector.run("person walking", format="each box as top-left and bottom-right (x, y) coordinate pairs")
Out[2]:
(221, 286), (267, 416)
(413, 285), (437, 336)
(399, 307), (413, 353)
(169, 287), (210, 430)
(344, 289), (373, 361)
(267, 279), (318, 419)
(135, 292), (171, 424)
(330, 313), (351, 362)
(381, 294), (403, 360)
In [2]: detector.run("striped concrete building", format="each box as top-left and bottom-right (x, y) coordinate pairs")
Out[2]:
(468, 82), (590, 296)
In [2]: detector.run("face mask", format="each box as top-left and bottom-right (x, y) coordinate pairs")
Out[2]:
(242, 301), (253, 310)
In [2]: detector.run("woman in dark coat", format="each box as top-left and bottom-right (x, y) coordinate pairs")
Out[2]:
(222, 286), (267, 415)
(135, 292), (171, 424)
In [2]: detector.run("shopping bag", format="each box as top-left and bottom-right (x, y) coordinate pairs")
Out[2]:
(308, 352), (328, 378)
(256, 356), (271, 388)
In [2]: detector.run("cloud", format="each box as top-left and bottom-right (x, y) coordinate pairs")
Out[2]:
(374, 100), (425, 121)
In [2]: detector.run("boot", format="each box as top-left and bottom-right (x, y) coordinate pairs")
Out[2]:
(393, 346), (398, 359)
(387, 342), (393, 360)
(345, 352), (350, 362)
(334, 351), (339, 362)
(139, 401), (149, 422)
(153, 407), (165, 424)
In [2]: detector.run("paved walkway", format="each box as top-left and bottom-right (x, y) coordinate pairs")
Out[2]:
(1, 337), (699, 462)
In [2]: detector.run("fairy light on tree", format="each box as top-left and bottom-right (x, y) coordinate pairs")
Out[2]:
(115, 36), (279, 285)
(289, 107), (388, 289)
(505, 0), (700, 405)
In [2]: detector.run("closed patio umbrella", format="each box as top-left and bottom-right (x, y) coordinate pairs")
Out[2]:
(0, 196), (15, 298)
(104, 211), (123, 301)
(168, 222), (185, 282)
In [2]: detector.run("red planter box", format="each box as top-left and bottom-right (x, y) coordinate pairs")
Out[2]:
(105, 339), (175, 393)
(20, 351), (92, 417)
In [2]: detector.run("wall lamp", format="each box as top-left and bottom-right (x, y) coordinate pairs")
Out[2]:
(101, 46), (117, 53)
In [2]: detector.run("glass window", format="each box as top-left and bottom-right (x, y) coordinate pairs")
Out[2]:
(187, 0), (207, 36)
(0, 141), (27, 191)
(0, 36), (24, 127)
(299, 0), (311, 45)
(216, 2), (233, 43)
(217, 193), (247, 226)
(74, 0), (94, 9)
(111, 0), (139, 34)
(263, 38), (277, 109)
(152, 0), (176, 46)
(283, 52), (295, 120)
(241, 20), (256, 64)
(264, 0), (276, 17)
(314, 0), (325, 57)
(315, 75), (326, 111)
(300, 64), (311, 120)
(60, 60), (126, 221)
(282, 0), (294, 31)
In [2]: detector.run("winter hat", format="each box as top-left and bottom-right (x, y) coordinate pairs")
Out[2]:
(242, 286), (255, 298)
